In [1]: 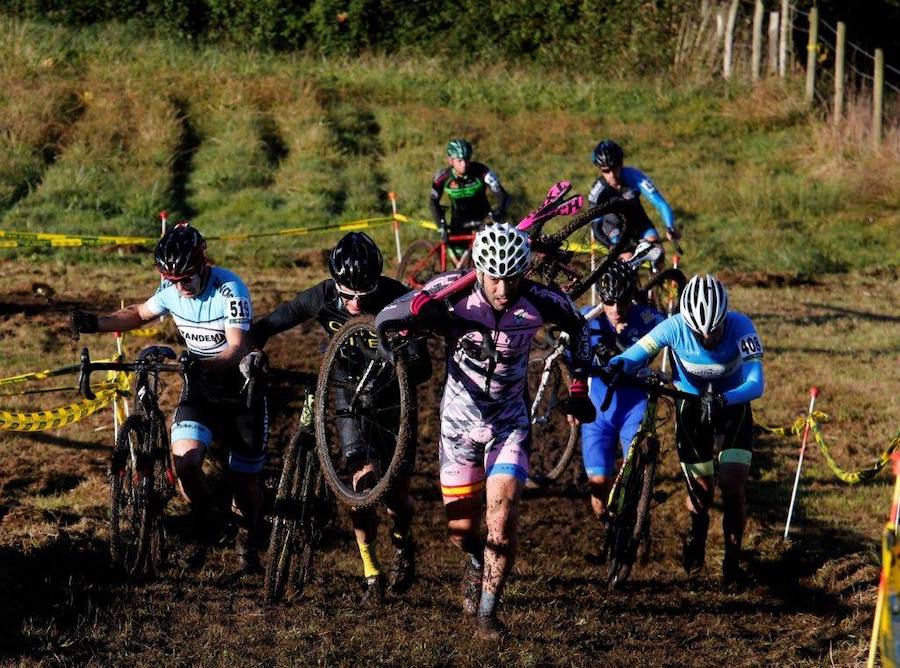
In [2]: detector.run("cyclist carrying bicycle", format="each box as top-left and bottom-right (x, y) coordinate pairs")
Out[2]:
(581, 261), (665, 539)
(430, 139), (510, 247)
(251, 232), (426, 604)
(608, 274), (765, 584)
(376, 222), (595, 639)
(588, 139), (680, 259)
(69, 223), (267, 573)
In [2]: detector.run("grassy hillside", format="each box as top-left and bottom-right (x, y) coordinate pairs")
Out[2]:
(0, 18), (898, 274)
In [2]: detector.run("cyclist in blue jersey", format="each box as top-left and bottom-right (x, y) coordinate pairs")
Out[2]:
(588, 139), (680, 259)
(580, 261), (664, 535)
(608, 274), (764, 584)
(69, 223), (265, 572)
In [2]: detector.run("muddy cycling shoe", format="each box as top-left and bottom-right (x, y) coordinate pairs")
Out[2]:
(722, 549), (749, 588)
(681, 531), (707, 575)
(474, 614), (508, 641)
(362, 574), (385, 606)
(461, 559), (484, 616)
(235, 529), (263, 575)
(388, 536), (416, 594)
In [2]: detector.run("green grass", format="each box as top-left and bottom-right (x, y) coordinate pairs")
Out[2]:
(0, 17), (897, 274)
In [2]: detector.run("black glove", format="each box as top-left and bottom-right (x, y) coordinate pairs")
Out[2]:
(558, 395), (596, 424)
(69, 310), (98, 340)
(700, 389), (726, 424)
(591, 341), (617, 365)
(180, 350), (204, 377)
(411, 293), (454, 331)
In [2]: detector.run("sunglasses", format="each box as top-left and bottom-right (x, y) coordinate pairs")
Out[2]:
(337, 286), (376, 302)
(161, 272), (197, 285)
(600, 167), (619, 174)
(602, 299), (631, 308)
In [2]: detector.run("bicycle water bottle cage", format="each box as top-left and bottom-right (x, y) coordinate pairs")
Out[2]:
(138, 345), (177, 361)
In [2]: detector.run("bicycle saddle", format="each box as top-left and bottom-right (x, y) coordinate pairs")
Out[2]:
(138, 345), (177, 361)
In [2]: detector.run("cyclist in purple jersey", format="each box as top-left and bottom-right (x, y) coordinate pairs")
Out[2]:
(69, 223), (265, 572)
(609, 274), (765, 584)
(430, 139), (510, 242)
(376, 222), (595, 639)
(252, 232), (424, 604)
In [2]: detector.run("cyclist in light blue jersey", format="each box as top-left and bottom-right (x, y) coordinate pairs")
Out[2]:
(580, 261), (664, 532)
(608, 274), (764, 584)
(588, 139), (680, 257)
(69, 223), (265, 572)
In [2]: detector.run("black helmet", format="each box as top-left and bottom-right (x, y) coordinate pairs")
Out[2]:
(329, 232), (383, 291)
(155, 223), (206, 279)
(591, 139), (624, 169)
(599, 260), (636, 304)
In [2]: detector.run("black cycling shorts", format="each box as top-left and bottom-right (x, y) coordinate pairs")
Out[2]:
(172, 381), (269, 475)
(674, 398), (753, 479)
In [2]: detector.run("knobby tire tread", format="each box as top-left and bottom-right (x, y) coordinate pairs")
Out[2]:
(314, 315), (412, 509)
(265, 427), (304, 605)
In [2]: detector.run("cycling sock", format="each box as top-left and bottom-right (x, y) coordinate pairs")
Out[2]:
(478, 591), (497, 617)
(461, 536), (484, 569)
(357, 541), (381, 578)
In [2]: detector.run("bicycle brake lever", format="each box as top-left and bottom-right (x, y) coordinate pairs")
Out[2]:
(78, 347), (95, 400)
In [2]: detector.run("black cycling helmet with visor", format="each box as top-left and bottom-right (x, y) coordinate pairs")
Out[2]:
(329, 231), (383, 294)
(591, 139), (624, 171)
(598, 260), (636, 305)
(155, 222), (207, 281)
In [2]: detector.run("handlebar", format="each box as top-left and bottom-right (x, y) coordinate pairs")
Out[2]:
(77, 346), (184, 400)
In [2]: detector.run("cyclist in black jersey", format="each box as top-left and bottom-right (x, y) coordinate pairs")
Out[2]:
(252, 232), (427, 604)
(429, 139), (510, 243)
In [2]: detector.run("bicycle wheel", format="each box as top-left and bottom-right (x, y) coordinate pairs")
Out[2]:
(526, 348), (578, 486)
(314, 315), (413, 509)
(397, 239), (440, 289)
(605, 435), (659, 590)
(146, 409), (174, 576)
(109, 414), (154, 578)
(291, 443), (327, 592)
(265, 426), (306, 604)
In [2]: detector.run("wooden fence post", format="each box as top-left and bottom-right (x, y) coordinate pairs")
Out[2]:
(804, 6), (818, 103)
(833, 21), (845, 125)
(873, 48), (884, 147)
(751, 0), (764, 82)
(768, 11), (780, 75)
(779, 0), (789, 77)
(723, 0), (739, 79)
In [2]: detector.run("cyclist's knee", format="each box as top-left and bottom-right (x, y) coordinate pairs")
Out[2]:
(172, 440), (205, 472)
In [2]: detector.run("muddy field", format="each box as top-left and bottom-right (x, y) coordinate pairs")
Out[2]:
(0, 260), (898, 667)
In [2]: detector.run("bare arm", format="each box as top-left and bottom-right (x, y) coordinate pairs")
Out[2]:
(202, 327), (251, 373)
(96, 302), (160, 332)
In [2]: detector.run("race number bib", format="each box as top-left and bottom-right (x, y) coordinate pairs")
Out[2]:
(226, 297), (252, 328)
(738, 333), (764, 361)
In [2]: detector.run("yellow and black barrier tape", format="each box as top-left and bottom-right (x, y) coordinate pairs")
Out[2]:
(0, 214), (439, 250)
(0, 362), (82, 386)
(759, 412), (900, 484)
(0, 387), (119, 432)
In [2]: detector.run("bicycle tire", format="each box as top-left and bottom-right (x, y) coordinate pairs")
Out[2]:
(290, 441), (324, 592)
(526, 350), (578, 486)
(605, 436), (659, 590)
(109, 414), (154, 578)
(397, 239), (440, 289)
(265, 426), (305, 604)
(314, 315), (413, 509)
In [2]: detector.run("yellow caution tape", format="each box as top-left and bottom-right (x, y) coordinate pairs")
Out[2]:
(0, 387), (120, 431)
(129, 327), (162, 338)
(0, 362), (82, 386)
(760, 412), (900, 484)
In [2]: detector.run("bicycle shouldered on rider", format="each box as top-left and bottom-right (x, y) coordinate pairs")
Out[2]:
(376, 222), (597, 640)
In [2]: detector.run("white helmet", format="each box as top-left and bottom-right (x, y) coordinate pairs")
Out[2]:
(680, 274), (728, 337)
(472, 222), (531, 278)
